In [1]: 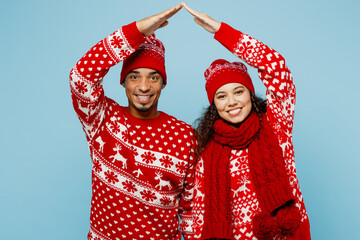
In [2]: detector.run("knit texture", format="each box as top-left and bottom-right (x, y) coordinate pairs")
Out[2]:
(120, 33), (167, 84)
(70, 22), (197, 240)
(201, 112), (299, 240)
(246, 114), (293, 215)
(202, 139), (233, 239)
(204, 59), (254, 103)
(186, 23), (311, 240)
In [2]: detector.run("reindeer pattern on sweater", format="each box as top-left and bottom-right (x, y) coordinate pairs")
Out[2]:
(186, 23), (310, 240)
(69, 22), (197, 240)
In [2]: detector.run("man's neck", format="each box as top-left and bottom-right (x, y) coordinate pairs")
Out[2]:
(127, 106), (160, 120)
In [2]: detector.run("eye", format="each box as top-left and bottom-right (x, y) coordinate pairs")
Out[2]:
(235, 90), (244, 95)
(216, 94), (226, 99)
(150, 75), (160, 81)
(128, 75), (138, 80)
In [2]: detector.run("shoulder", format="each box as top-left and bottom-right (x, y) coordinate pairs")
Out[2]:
(103, 97), (123, 113)
(161, 112), (196, 141)
(162, 112), (195, 130)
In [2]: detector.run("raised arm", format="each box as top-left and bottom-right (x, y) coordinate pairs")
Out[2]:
(69, 3), (183, 141)
(215, 23), (295, 133)
(184, 3), (296, 135)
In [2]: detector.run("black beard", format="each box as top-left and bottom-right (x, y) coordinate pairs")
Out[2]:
(133, 103), (152, 112)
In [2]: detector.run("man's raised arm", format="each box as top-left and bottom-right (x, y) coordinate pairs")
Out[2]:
(69, 3), (183, 140)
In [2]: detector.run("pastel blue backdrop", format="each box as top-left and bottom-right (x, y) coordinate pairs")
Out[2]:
(1, 0), (359, 239)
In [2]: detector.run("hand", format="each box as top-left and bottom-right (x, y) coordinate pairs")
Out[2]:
(136, 3), (184, 36)
(183, 3), (221, 34)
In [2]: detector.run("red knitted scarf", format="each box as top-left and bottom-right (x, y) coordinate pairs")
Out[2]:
(201, 112), (300, 240)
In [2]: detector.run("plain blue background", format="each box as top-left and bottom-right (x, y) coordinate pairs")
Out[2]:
(1, 0), (359, 239)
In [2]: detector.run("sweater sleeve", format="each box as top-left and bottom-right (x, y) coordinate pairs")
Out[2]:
(69, 22), (145, 141)
(179, 134), (198, 238)
(214, 23), (296, 136)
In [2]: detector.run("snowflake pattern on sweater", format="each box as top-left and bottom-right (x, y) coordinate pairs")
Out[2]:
(186, 23), (310, 240)
(70, 22), (197, 240)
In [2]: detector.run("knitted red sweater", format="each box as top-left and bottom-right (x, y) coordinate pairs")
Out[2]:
(69, 22), (197, 240)
(185, 23), (311, 240)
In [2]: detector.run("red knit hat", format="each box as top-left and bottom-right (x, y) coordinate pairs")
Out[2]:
(205, 59), (254, 103)
(120, 35), (166, 84)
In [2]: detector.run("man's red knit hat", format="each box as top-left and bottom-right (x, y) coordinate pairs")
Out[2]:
(120, 35), (166, 84)
(205, 59), (254, 103)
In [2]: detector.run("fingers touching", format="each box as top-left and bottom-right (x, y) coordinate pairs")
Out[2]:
(183, 3), (199, 17)
(137, 3), (184, 36)
(183, 3), (221, 34)
(159, 3), (183, 20)
(136, 2), (221, 36)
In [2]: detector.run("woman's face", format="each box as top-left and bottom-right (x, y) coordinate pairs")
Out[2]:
(213, 83), (252, 128)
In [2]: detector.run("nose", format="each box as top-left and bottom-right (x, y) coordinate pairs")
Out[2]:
(227, 94), (238, 107)
(138, 78), (150, 92)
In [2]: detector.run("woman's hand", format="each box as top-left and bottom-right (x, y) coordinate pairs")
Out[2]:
(183, 3), (221, 34)
(136, 3), (184, 36)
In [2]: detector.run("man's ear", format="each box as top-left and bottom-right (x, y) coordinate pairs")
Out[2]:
(121, 80), (126, 88)
(161, 79), (166, 89)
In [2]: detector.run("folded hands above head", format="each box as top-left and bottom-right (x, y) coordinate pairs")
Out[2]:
(136, 2), (221, 36)
(70, 3), (311, 239)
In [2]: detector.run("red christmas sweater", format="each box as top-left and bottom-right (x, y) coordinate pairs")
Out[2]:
(69, 22), (197, 240)
(185, 23), (311, 240)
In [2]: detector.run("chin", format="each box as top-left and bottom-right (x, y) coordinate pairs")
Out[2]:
(134, 101), (157, 112)
(222, 114), (250, 128)
(134, 105), (151, 112)
(224, 115), (243, 124)
(227, 120), (243, 128)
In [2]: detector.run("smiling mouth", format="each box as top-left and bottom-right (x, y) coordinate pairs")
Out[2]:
(227, 108), (242, 116)
(135, 94), (153, 104)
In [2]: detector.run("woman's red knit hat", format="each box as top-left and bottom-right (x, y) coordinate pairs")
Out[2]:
(120, 35), (167, 84)
(204, 59), (254, 103)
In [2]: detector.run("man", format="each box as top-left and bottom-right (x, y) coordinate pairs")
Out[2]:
(69, 3), (196, 239)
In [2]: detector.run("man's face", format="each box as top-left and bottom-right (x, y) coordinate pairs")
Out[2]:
(123, 68), (165, 119)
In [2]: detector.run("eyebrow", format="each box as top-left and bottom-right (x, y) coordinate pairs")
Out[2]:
(127, 70), (160, 75)
(128, 70), (140, 74)
(215, 86), (245, 96)
(215, 91), (226, 96)
(234, 86), (245, 91)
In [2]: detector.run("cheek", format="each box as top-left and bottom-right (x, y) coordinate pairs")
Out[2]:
(125, 86), (132, 96)
(240, 93), (252, 106)
(243, 97), (252, 116)
(213, 100), (225, 113)
(124, 81), (134, 90)
(151, 82), (163, 90)
(246, 98), (252, 110)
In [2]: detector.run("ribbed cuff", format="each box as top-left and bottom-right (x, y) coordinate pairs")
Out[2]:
(214, 22), (243, 52)
(260, 183), (294, 214)
(122, 21), (146, 51)
(201, 221), (233, 240)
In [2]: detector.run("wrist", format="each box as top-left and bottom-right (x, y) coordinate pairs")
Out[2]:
(213, 21), (221, 34)
(214, 22), (243, 52)
(135, 20), (148, 36)
(122, 22), (146, 49)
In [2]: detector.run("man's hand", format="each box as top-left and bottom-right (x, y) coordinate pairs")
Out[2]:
(136, 3), (184, 36)
(183, 3), (221, 34)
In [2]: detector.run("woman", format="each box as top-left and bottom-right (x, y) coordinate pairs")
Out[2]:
(182, 4), (311, 240)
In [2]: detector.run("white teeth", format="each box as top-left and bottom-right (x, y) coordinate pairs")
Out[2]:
(229, 109), (241, 115)
(137, 95), (150, 99)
